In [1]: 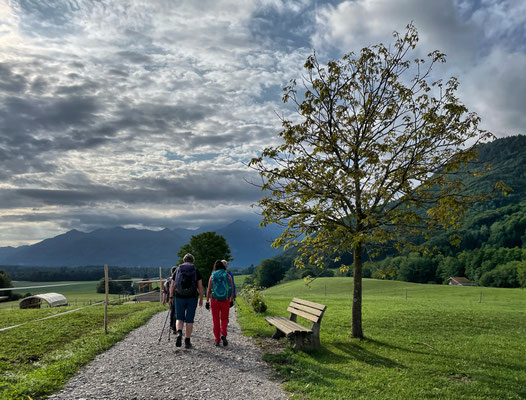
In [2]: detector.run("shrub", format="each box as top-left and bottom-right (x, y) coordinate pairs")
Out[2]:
(251, 291), (267, 313)
(240, 284), (267, 313)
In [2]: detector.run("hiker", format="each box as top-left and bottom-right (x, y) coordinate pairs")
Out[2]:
(221, 259), (236, 303)
(170, 254), (203, 349)
(162, 266), (177, 332)
(205, 260), (234, 346)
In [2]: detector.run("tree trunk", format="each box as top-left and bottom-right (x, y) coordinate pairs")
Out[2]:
(351, 241), (363, 338)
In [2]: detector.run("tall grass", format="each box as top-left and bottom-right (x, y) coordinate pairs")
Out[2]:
(237, 278), (526, 399)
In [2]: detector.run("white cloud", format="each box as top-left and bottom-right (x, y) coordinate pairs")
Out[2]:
(310, 0), (526, 134)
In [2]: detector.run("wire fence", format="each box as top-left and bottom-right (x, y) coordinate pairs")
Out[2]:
(0, 265), (168, 332)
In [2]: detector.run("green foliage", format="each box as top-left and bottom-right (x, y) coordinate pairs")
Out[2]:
(95, 276), (134, 294)
(117, 275), (133, 294)
(249, 24), (492, 338)
(518, 263), (526, 288)
(236, 278), (526, 399)
(0, 270), (12, 298)
(396, 253), (437, 284)
(239, 284), (267, 313)
(0, 303), (163, 399)
(479, 261), (521, 287)
(251, 291), (267, 313)
(177, 232), (232, 285)
(254, 259), (286, 288)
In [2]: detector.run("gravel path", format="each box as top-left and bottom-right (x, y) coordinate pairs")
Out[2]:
(48, 306), (288, 400)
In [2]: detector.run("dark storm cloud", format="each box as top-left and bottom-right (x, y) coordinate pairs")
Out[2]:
(0, 63), (29, 93)
(112, 102), (213, 139)
(116, 51), (153, 64)
(0, 169), (261, 209)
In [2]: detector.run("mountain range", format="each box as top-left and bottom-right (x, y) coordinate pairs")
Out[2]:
(0, 220), (283, 269)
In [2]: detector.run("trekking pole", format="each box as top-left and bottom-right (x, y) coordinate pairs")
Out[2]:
(158, 309), (170, 343)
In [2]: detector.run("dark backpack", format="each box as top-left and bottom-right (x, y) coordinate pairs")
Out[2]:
(174, 264), (197, 297)
(211, 269), (232, 301)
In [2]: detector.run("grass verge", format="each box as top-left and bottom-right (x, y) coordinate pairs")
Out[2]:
(0, 302), (164, 400)
(237, 277), (526, 400)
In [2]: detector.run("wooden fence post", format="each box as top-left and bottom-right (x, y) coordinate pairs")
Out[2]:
(104, 264), (109, 334)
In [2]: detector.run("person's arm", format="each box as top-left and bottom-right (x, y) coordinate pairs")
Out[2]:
(162, 283), (168, 305)
(197, 279), (203, 307)
(229, 275), (234, 302)
(169, 278), (175, 303)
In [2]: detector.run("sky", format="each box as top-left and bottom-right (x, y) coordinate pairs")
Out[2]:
(0, 0), (525, 247)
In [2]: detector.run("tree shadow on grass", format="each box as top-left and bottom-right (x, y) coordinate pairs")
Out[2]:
(326, 340), (407, 369)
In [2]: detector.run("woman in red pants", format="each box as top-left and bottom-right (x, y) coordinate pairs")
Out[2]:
(205, 260), (234, 346)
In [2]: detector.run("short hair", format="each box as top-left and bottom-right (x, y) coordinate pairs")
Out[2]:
(214, 260), (226, 270)
(221, 259), (229, 268)
(183, 253), (194, 263)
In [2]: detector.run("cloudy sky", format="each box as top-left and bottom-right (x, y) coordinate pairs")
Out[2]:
(0, 0), (525, 247)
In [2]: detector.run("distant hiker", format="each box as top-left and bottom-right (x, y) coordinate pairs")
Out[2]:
(162, 266), (177, 332)
(205, 260), (234, 346)
(222, 259), (236, 303)
(170, 254), (203, 349)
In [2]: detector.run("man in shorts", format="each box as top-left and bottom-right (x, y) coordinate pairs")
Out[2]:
(170, 253), (203, 348)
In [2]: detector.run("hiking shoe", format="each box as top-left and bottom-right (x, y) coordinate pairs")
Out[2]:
(184, 338), (192, 349)
(221, 335), (228, 346)
(175, 331), (183, 347)
(215, 342), (220, 347)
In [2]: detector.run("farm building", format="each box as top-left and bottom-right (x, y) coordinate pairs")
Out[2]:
(448, 277), (476, 286)
(19, 292), (68, 309)
(135, 280), (165, 302)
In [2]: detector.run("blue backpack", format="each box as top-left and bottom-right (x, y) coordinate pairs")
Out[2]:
(211, 270), (232, 301)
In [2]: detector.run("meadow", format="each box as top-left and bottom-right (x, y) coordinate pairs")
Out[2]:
(237, 277), (526, 400)
(0, 278), (165, 400)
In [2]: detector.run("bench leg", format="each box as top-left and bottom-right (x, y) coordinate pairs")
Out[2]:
(272, 328), (286, 340)
(289, 332), (318, 351)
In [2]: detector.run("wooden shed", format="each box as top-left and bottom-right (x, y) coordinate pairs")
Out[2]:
(19, 293), (68, 309)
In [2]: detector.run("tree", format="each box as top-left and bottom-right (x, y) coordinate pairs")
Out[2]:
(0, 269), (13, 298)
(255, 259), (286, 288)
(96, 278), (121, 294)
(518, 262), (526, 289)
(178, 232), (232, 285)
(117, 275), (133, 294)
(249, 24), (494, 338)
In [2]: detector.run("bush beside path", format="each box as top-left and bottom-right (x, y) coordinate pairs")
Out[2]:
(48, 306), (288, 400)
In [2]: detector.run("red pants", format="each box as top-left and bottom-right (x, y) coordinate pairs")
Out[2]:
(211, 298), (230, 343)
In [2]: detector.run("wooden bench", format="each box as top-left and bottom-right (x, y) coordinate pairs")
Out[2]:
(265, 297), (327, 350)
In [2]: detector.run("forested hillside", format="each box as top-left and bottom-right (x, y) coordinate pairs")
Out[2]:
(266, 135), (526, 288)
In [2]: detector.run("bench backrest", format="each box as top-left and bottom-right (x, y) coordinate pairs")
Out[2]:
(288, 297), (327, 326)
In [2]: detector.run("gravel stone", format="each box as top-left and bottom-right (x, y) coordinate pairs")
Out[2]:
(48, 306), (288, 400)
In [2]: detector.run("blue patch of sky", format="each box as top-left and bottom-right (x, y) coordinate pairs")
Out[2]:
(250, 6), (314, 50)
(256, 84), (283, 103)
(14, 0), (89, 38)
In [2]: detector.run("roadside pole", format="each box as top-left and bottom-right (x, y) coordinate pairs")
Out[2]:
(104, 264), (109, 334)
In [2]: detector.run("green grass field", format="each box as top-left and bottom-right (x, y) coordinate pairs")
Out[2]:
(0, 301), (164, 400)
(237, 278), (526, 400)
(232, 274), (249, 288)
